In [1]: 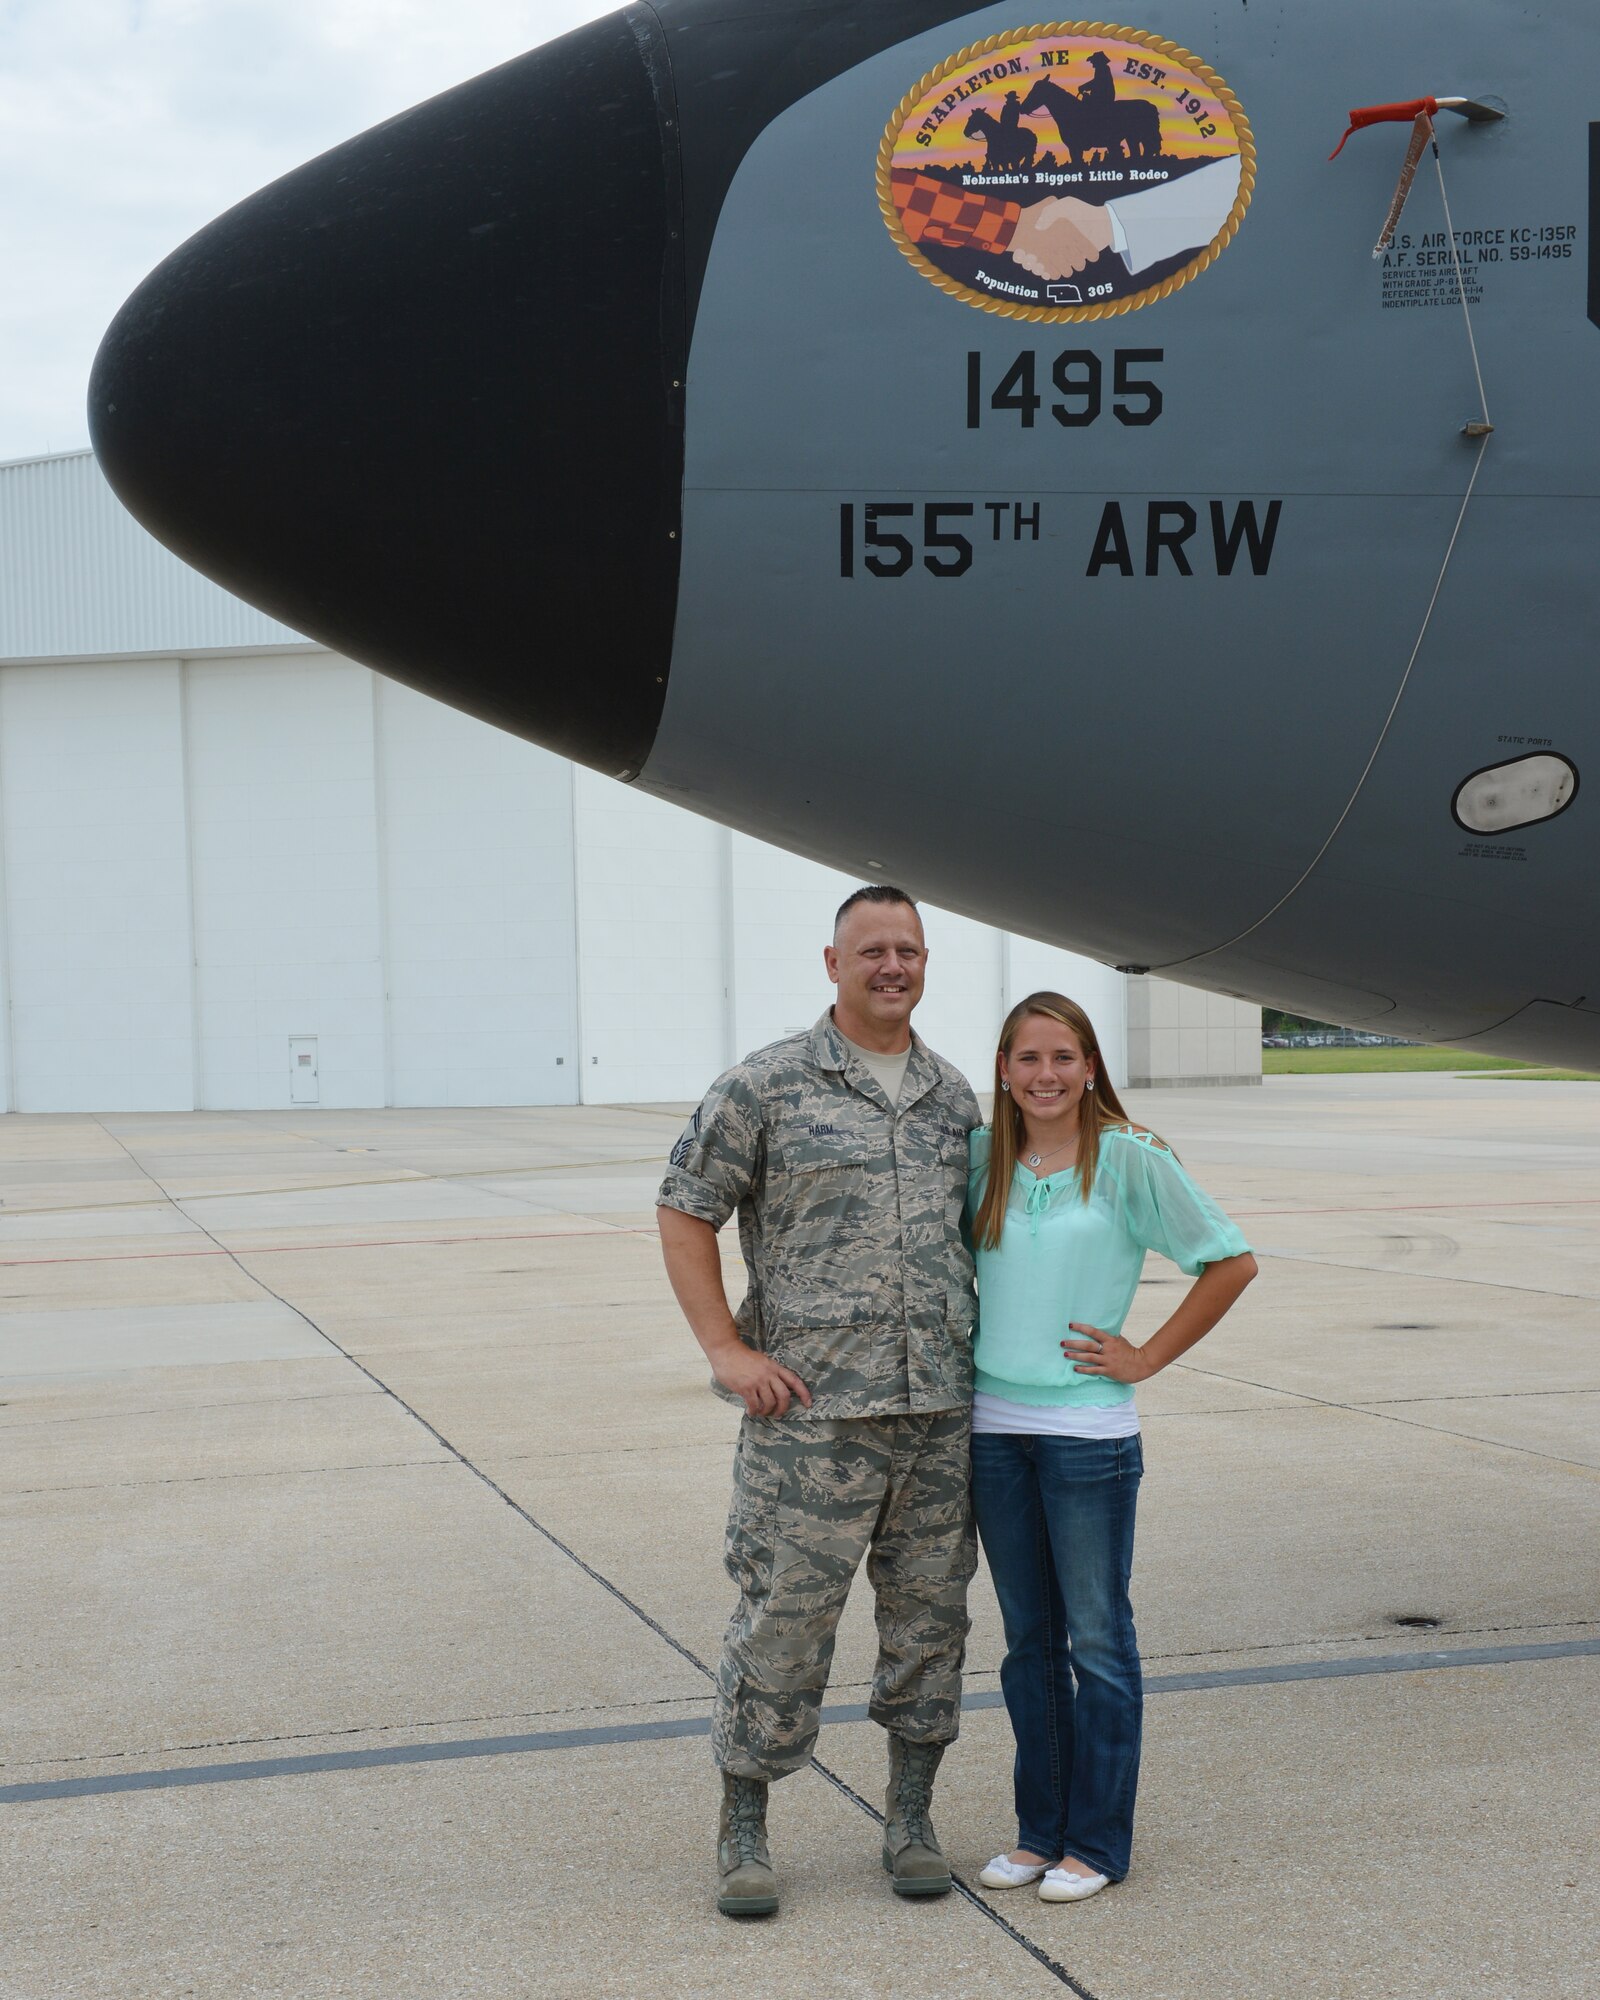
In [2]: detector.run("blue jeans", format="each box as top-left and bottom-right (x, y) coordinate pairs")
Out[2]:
(971, 1431), (1144, 1880)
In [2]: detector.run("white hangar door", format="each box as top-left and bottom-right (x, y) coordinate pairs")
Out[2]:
(0, 660), (194, 1114)
(186, 655), (581, 1110)
(374, 675), (581, 1108)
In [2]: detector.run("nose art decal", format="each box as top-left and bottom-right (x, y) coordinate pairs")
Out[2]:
(879, 22), (1253, 321)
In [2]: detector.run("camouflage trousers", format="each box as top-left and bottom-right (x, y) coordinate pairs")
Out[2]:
(712, 1408), (977, 1781)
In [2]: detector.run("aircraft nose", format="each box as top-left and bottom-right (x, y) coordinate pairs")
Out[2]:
(87, 9), (684, 780)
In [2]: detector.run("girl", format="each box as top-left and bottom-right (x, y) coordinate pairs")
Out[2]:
(969, 992), (1256, 1902)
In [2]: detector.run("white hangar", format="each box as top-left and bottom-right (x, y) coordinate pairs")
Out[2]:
(0, 450), (1260, 1113)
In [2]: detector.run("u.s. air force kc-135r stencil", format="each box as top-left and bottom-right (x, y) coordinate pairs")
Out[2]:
(881, 23), (1254, 320)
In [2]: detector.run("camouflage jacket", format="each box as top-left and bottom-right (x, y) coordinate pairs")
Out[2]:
(657, 1011), (981, 1419)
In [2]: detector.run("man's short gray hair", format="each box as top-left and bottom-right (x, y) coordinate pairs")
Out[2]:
(834, 884), (919, 936)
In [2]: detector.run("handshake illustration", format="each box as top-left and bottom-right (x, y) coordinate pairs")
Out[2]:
(1006, 161), (1242, 287)
(1008, 196), (1115, 282)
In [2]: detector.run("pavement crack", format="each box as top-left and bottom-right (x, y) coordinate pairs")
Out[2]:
(1253, 1245), (1599, 1303)
(1169, 1360), (1599, 1470)
(1354, 1386), (1600, 1405)
(1142, 1400), (1317, 1420)
(825, 1615), (1600, 1688)
(490, 1438), (731, 1465)
(4, 1692), (719, 1773)
(0, 1389), (383, 1434)
(807, 1758), (1101, 1999)
(6, 1456), (453, 1497)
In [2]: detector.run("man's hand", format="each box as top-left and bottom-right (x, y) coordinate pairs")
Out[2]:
(656, 1208), (812, 1416)
(709, 1338), (813, 1419)
(658, 1205), (811, 1417)
(1009, 196), (1114, 281)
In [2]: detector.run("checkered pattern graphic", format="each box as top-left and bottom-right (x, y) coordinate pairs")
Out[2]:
(891, 170), (1020, 254)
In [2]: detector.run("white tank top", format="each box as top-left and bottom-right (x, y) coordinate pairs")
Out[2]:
(971, 1389), (1141, 1438)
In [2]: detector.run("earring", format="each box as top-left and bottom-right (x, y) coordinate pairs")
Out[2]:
(1000, 1081), (1010, 1092)
(1086, 1077), (1095, 1090)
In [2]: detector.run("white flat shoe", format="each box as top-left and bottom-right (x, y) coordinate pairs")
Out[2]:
(1038, 1865), (1110, 1902)
(978, 1854), (1050, 1889)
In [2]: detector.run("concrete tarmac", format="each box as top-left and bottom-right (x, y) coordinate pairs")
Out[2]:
(2, 1076), (1597, 1999)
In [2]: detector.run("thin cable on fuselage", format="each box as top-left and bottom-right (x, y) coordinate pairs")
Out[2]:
(1157, 441), (1488, 968)
(1158, 135), (1492, 972)
(1432, 131), (1491, 427)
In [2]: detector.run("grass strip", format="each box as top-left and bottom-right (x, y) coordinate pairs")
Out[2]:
(1264, 1047), (1525, 1075)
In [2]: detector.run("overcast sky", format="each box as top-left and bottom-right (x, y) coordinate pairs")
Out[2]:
(2, 0), (613, 462)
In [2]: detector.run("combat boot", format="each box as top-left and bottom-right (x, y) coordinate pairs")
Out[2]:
(882, 1735), (951, 1897)
(716, 1772), (778, 1917)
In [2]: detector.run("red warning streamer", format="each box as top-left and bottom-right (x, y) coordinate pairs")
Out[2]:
(1328, 97), (1439, 159)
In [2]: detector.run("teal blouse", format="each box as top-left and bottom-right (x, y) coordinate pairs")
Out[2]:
(967, 1125), (1252, 1408)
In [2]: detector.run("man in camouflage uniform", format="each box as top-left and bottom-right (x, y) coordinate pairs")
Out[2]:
(657, 886), (980, 1917)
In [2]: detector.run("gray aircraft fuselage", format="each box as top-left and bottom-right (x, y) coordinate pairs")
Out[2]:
(88, 3), (1600, 1063)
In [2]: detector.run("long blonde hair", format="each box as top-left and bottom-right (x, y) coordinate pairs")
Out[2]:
(973, 991), (1145, 1250)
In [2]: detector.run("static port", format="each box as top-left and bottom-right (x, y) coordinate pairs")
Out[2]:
(1452, 753), (1577, 834)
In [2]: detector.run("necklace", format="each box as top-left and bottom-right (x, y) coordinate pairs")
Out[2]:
(1024, 1137), (1075, 1171)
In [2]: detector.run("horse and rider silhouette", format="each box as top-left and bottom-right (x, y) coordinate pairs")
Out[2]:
(963, 94), (1037, 173)
(965, 54), (1161, 174)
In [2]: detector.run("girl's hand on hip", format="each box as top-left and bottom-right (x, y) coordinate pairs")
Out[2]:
(1063, 1323), (1151, 1384)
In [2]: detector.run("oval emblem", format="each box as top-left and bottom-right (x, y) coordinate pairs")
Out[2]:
(879, 22), (1254, 321)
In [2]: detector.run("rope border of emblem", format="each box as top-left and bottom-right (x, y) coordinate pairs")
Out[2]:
(876, 21), (1256, 323)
